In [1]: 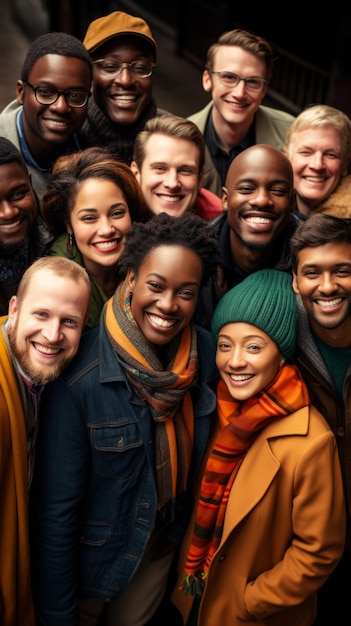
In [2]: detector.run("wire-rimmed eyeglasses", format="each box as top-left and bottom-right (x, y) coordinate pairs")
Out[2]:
(208, 70), (267, 92)
(93, 59), (155, 79)
(24, 81), (90, 107)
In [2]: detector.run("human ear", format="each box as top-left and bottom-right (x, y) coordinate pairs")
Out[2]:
(292, 272), (300, 294)
(16, 80), (25, 104)
(130, 161), (141, 183)
(221, 187), (229, 211)
(126, 268), (136, 293)
(7, 295), (18, 329)
(202, 69), (213, 93)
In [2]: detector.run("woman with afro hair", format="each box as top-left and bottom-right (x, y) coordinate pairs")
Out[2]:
(30, 211), (222, 626)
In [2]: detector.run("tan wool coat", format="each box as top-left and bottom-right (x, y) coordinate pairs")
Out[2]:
(172, 405), (346, 626)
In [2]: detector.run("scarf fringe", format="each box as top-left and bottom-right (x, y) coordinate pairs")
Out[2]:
(180, 571), (207, 597)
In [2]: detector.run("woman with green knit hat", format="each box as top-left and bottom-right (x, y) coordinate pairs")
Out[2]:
(172, 268), (346, 626)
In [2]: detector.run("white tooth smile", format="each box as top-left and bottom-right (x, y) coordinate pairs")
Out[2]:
(0, 219), (21, 229)
(47, 120), (68, 126)
(229, 374), (253, 381)
(94, 239), (119, 250)
(112, 95), (137, 101)
(316, 297), (343, 307)
(34, 343), (61, 355)
(148, 314), (176, 328)
(245, 217), (273, 224)
(158, 195), (181, 202)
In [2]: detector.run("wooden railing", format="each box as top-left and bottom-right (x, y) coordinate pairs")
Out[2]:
(268, 44), (330, 114)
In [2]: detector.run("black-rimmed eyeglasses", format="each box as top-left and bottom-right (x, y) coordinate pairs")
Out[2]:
(24, 81), (90, 107)
(93, 59), (155, 79)
(208, 70), (266, 92)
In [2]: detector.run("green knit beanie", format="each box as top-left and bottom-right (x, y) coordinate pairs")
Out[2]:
(211, 269), (296, 359)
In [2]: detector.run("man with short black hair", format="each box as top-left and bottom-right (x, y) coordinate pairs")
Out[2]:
(0, 32), (92, 199)
(291, 212), (351, 625)
(0, 136), (52, 314)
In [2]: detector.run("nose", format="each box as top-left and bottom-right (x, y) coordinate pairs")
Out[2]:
(309, 151), (325, 169)
(97, 217), (116, 234)
(164, 169), (181, 189)
(319, 273), (338, 293)
(42, 319), (63, 343)
(0, 199), (20, 218)
(250, 187), (272, 207)
(232, 79), (246, 96)
(114, 66), (135, 85)
(50, 93), (71, 112)
(158, 291), (178, 313)
(227, 347), (246, 368)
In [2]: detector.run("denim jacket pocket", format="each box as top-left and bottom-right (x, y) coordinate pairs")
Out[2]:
(88, 420), (144, 478)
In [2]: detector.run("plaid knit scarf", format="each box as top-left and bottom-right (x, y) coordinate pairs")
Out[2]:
(181, 363), (309, 596)
(104, 279), (198, 510)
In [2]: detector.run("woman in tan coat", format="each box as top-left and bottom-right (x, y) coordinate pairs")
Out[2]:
(171, 269), (346, 626)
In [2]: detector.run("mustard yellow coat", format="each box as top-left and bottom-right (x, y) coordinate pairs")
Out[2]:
(172, 405), (346, 626)
(0, 318), (36, 626)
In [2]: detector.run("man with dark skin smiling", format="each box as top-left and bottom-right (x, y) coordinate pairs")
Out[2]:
(0, 137), (52, 314)
(0, 32), (92, 199)
(195, 143), (305, 330)
(78, 10), (167, 165)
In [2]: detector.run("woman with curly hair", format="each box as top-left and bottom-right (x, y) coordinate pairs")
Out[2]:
(30, 212), (222, 626)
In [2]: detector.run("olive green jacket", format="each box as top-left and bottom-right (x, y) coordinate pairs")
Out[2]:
(189, 101), (295, 196)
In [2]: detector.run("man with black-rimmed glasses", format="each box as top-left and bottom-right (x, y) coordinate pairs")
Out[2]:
(0, 32), (92, 200)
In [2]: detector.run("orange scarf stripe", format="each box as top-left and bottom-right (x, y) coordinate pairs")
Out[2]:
(106, 297), (151, 368)
(105, 281), (198, 509)
(182, 364), (309, 586)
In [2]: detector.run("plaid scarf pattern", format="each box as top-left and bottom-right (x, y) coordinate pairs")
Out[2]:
(181, 363), (309, 596)
(104, 279), (198, 510)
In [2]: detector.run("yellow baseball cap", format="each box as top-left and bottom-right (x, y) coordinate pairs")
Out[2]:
(83, 11), (157, 58)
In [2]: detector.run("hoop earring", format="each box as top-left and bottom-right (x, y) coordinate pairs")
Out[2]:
(67, 232), (75, 259)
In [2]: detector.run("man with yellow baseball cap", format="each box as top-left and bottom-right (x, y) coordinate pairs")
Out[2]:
(78, 11), (165, 164)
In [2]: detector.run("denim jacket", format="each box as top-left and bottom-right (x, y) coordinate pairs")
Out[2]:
(30, 319), (218, 626)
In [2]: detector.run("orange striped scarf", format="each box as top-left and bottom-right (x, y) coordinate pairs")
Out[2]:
(181, 364), (309, 595)
(104, 279), (198, 510)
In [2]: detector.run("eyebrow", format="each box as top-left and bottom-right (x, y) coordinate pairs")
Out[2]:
(148, 160), (197, 169)
(299, 262), (351, 271)
(146, 272), (200, 286)
(218, 332), (265, 341)
(76, 203), (127, 214)
(234, 177), (290, 185)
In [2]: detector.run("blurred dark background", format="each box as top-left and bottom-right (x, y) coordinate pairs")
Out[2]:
(2, 0), (351, 118)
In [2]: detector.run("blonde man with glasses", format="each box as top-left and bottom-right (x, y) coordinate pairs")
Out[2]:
(188, 29), (295, 196)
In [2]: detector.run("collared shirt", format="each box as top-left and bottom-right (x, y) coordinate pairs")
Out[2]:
(205, 113), (255, 186)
